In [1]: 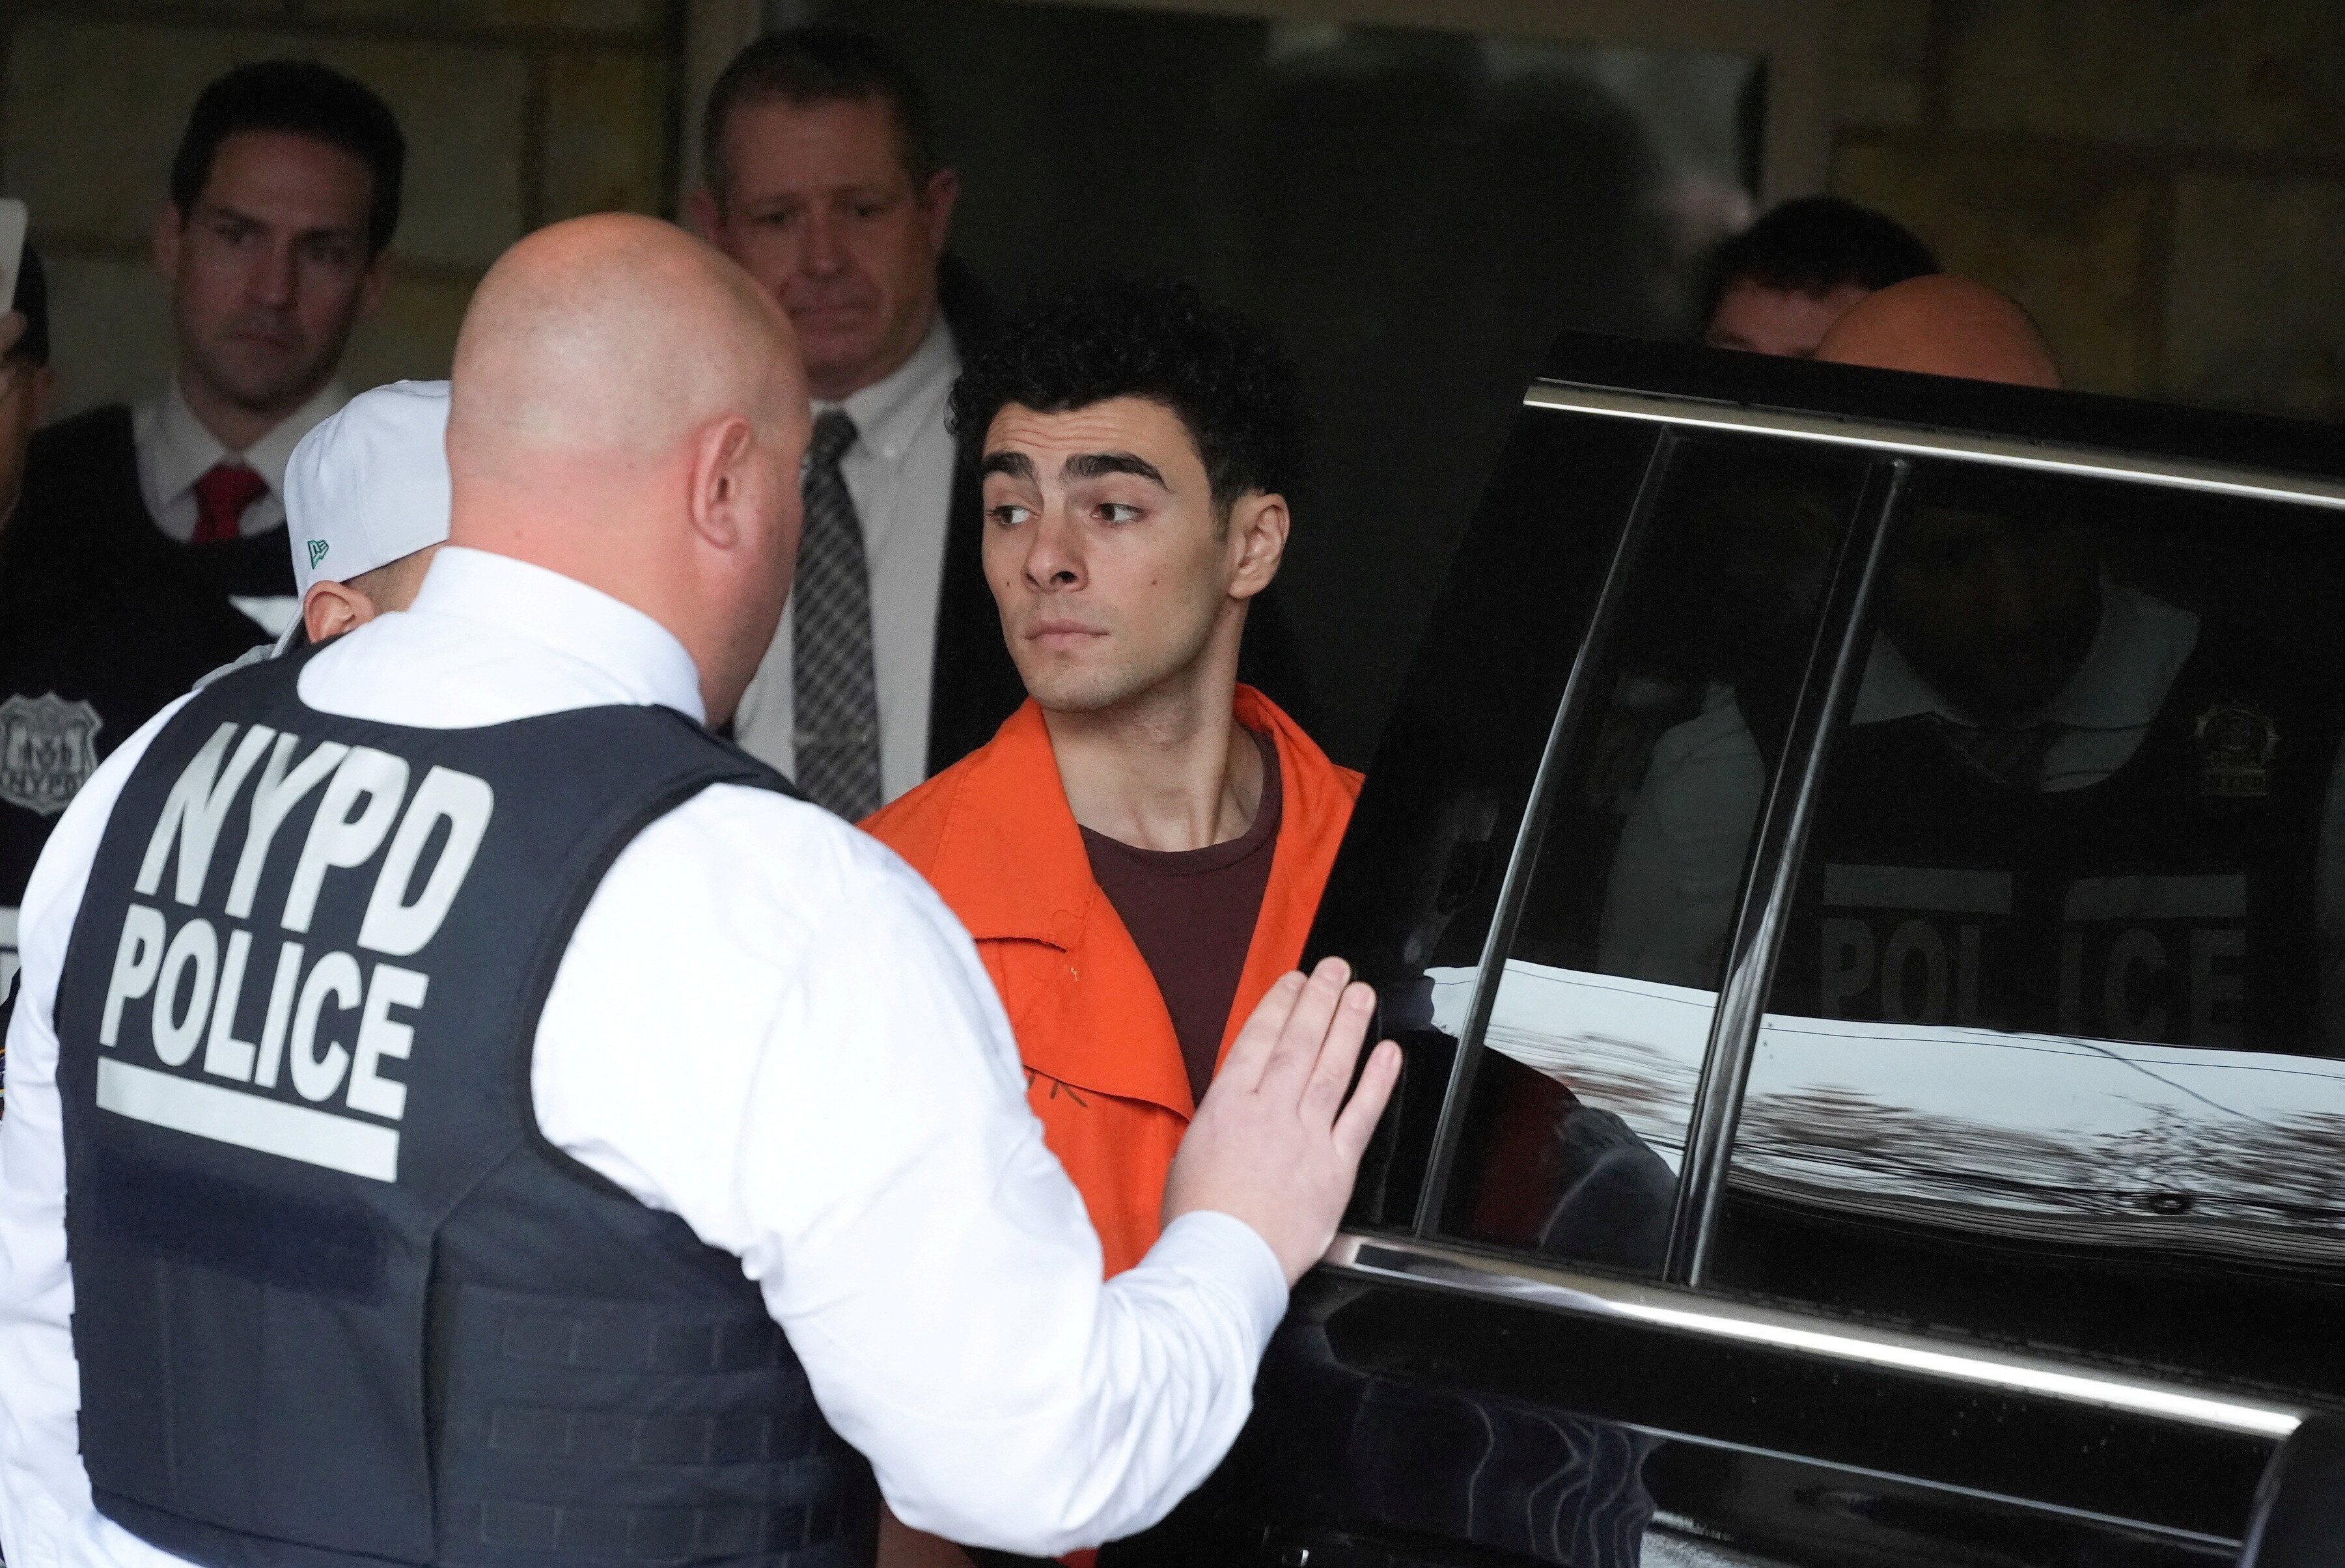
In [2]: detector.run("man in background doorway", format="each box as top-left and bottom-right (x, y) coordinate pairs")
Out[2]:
(692, 27), (1314, 818)
(1701, 195), (1939, 359)
(691, 27), (1019, 818)
(38, 60), (404, 642)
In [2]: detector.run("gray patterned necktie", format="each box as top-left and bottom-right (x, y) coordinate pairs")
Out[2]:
(794, 410), (881, 819)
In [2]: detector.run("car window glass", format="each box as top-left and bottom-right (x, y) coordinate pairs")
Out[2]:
(1313, 409), (1662, 1229)
(1427, 437), (1873, 1272)
(1714, 461), (2345, 1401)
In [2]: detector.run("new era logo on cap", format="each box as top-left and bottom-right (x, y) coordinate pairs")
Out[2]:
(307, 539), (330, 569)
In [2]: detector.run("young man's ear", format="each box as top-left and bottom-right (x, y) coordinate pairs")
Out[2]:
(1227, 491), (1289, 601)
(302, 579), (376, 644)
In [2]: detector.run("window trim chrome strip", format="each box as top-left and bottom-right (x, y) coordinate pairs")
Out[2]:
(1521, 382), (2345, 512)
(1413, 430), (1679, 1234)
(1324, 1231), (2305, 1440)
(1666, 458), (1909, 1286)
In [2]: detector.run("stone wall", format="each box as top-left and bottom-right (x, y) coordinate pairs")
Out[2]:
(0, 0), (680, 420)
(5, 0), (2336, 425)
(1828, 0), (2345, 419)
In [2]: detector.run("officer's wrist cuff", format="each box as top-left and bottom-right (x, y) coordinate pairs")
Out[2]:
(1150, 1210), (1290, 1356)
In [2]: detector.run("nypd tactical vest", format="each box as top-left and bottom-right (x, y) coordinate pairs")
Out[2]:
(53, 646), (878, 1568)
(1755, 626), (2335, 1052)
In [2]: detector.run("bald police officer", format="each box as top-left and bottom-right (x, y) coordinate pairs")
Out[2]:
(0, 215), (1398, 1568)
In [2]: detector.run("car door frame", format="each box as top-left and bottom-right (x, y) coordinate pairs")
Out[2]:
(1305, 357), (2345, 1558)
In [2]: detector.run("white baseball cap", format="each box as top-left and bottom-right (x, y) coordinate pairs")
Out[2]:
(285, 379), (452, 596)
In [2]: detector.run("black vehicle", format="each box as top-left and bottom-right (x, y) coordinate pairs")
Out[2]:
(1115, 335), (2345, 1567)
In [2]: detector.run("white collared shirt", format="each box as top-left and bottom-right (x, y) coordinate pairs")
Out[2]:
(132, 376), (348, 545)
(1598, 582), (2345, 1051)
(1844, 579), (2203, 790)
(0, 547), (1287, 1565)
(731, 316), (962, 805)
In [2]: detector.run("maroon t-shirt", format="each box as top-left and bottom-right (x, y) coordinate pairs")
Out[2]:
(1080, 729), (1283, 1105)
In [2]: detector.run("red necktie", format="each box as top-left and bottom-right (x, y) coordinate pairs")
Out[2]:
(191, 462), (268, 546)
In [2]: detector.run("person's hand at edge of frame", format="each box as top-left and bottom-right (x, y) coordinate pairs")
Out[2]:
(1163, 957), (1402, 1287)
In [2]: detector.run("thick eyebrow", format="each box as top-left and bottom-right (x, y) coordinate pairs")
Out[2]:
(1062, 451), (1167, 488)
(979, 450), (1037, 482)
(190, 199), (264, 230)
(194, 199), (367, 247)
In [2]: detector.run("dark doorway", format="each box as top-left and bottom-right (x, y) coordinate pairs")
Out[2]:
(769, 0), (1760, 762)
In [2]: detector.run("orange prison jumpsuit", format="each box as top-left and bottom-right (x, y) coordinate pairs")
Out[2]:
(863, 685), (1361, 1277)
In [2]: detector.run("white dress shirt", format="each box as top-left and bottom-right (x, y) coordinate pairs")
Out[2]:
(133, 377), (347, 547)
(132, 377), (346, 637)
(0, 547), (1288, 1566)
(1598, 581), (2345, 1049)
(731, 317), (961, 805)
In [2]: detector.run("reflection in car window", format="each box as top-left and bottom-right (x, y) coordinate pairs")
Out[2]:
(1428, 439), (1870, 1274)
(1308, 409), (1661, 1229)
(1714, 462), (2345, 1402)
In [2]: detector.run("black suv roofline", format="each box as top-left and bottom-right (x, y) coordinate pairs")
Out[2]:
(1537, 330), (2345, 505)
(1523, 381), (2345, 512)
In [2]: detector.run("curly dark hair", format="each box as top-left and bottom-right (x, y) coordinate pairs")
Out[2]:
(949, 276), (1303, 515)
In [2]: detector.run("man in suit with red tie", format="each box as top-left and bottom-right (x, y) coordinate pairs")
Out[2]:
(1, 62), (400, 1019)
(35, 60), (404, 644)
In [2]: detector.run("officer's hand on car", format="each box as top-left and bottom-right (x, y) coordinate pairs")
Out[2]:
(1164, 957), (1402, 1286)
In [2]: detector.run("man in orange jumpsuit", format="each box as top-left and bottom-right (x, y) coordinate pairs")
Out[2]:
(865, 277), (1359, 1287)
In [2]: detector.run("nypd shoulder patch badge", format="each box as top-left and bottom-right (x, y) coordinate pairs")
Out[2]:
(0, 692), (104, 816)
(2193, 700), (2279, 799)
